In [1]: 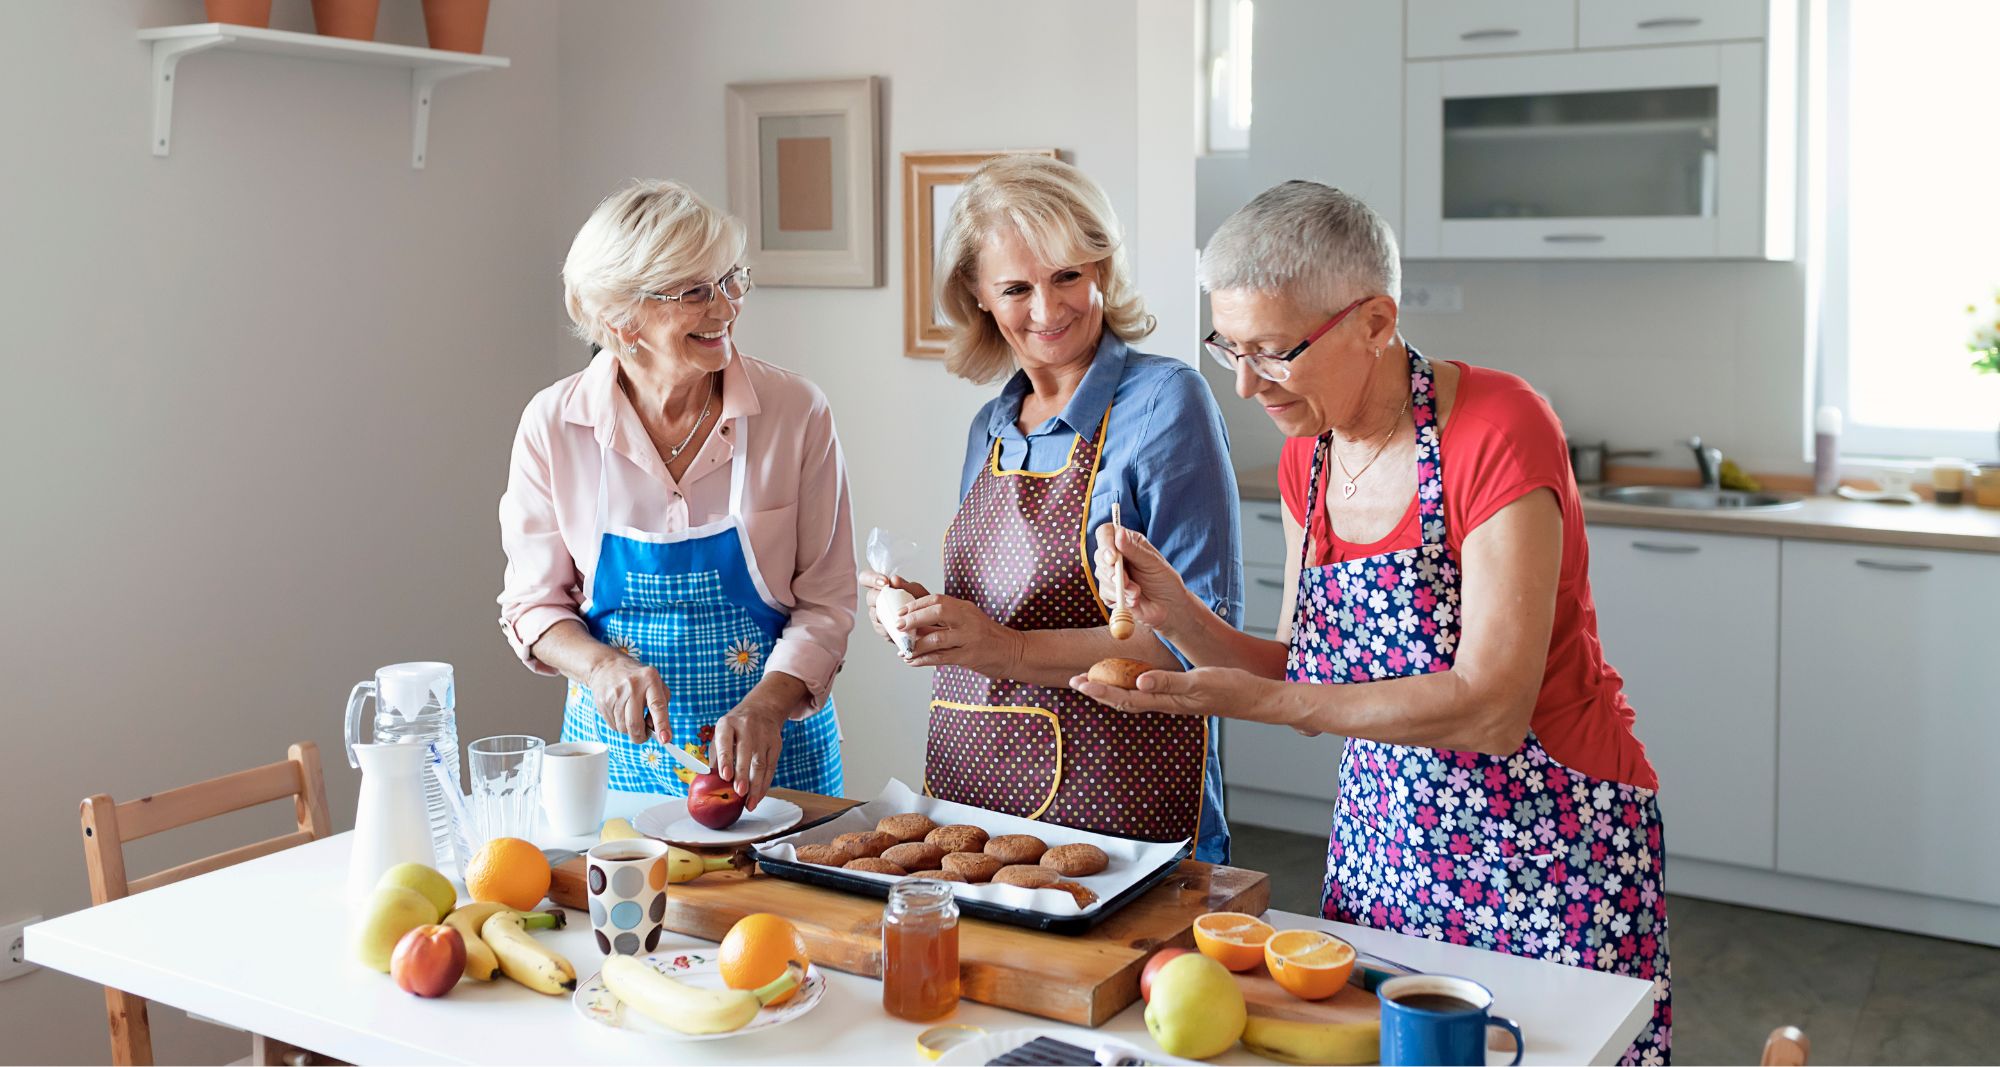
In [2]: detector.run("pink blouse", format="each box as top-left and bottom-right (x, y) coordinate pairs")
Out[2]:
(497, 349), (857, 712)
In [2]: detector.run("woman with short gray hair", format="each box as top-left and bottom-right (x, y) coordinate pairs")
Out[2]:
(1077, 181), (1671, 1063)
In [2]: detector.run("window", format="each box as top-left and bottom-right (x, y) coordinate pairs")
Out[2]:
(1204, 0), (1252, 154)
(1820, 0), (2000, 461)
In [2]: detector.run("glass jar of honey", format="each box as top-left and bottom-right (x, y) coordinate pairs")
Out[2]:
(881, 878), (960, 1021)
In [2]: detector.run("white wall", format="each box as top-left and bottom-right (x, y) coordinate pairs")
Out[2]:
(0, 2), (562, 1061)
(555, 0), (1190, 802)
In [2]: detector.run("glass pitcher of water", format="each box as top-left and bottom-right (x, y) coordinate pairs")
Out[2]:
(345, 662), (466, 873)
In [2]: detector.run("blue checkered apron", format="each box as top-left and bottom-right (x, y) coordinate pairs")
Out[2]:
(559, 422), (842, 797)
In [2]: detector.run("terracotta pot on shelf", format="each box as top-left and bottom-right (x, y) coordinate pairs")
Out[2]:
(422, 0), (491, 53)
(310, 0), (381, 40)
(203, 0), (273, 26)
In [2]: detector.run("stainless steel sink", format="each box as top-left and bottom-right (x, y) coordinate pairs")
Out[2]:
(1586, 485), (1805, 511)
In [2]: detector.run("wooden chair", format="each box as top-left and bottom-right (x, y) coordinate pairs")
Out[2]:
(79, 742), (334, 1066)
(1761, 1025), (1811, 1066)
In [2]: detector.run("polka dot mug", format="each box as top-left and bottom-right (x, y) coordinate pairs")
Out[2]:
(584, 838), (670, 956)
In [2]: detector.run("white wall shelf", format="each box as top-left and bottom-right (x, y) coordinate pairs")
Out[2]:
(136, 23), (509, 169)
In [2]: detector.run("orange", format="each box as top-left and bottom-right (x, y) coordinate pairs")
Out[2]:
(1190, 911), (1275, 973)
(719, 913), (811, 1006)
(464, 837), (551, 912)
(1263, 929), (1355, 1000)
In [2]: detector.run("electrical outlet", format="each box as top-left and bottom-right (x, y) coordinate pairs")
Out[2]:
(1403, 283), (1463, 314)
(1, 916), (42, 981)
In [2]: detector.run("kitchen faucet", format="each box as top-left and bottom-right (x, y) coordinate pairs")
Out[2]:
(1686, 436), (1723, 491)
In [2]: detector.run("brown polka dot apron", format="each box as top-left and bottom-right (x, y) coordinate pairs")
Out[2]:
(926, 409), (1207, 843)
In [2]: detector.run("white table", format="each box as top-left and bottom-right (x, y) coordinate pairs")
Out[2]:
(29, 792), (1654, 1064)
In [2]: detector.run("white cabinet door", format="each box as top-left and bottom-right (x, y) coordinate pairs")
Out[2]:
(1579, 0), (1769, 48)
(1249, 0), (1407, 229)
(1588, 526), (1779, 868)
(1776, 542), (2000, 906)
(1244, 565), (1288, 638)
(1407, 0), (1577, 58)
(1222, 716), (1347, 799)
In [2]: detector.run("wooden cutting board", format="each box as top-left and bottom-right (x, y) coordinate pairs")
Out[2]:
(1237, 967), (1381, 1024)
(548, 789), (1271, 1026)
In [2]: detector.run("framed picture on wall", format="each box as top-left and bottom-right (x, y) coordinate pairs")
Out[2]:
(901, 149), (1060, 359)
(725, 77), (880, 288)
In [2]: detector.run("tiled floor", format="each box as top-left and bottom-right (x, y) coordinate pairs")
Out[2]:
(1230, 823), (2000, 1065)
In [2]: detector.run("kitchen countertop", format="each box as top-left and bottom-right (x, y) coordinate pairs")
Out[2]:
(28, 790), (1654, 1065)
(1236, 466), (2000, 554)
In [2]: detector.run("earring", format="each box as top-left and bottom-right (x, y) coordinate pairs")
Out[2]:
(624, 342), (637, 354)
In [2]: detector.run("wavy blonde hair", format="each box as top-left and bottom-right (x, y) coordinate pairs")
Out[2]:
(562, 179), (745, 354)
(935, 155), (1154, 384)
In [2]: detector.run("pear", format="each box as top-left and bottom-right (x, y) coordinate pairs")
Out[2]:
(1144, 953), (1247, 1059)
(354, 886), (440, 972)
(377, 862), (455, 921)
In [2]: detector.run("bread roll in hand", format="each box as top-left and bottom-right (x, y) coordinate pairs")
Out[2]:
(1086, 657), (1152, 690)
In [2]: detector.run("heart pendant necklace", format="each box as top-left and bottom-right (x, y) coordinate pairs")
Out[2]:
(1333, 396), (1410, 500)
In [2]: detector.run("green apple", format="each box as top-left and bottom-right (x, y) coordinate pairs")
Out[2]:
(376, 862), (455, 921)
(354, 886), (439, 972)
(1144, 953), (1247, 1058)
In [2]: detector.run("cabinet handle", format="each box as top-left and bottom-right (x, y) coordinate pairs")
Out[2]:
(1855, 559), (1933, 573)
(1544, 233), (1607, 243)
(1458, 27), (1521, 40)
(1636, 16), (1704, 29)
(1255, 511), (1282, 523)
(1255, 577), (1285, 589)
(1631, 541), (1700, 554)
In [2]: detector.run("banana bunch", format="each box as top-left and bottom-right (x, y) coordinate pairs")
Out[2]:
(602, 956), (802, 1035)
(442, 902), (564, 983)
(665, 844), (749, 884)
(478, 908), (577, 994)
(1240, 1016), (1380, 1065)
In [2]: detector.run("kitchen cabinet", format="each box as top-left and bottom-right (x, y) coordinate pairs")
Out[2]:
(1406, 0), (1577, 59)
(1579, 0), (1772, 48)
(1776, 541), (2000, 906)
(1588, 526), (1780, 869)
(1241, 499), (1289, 636)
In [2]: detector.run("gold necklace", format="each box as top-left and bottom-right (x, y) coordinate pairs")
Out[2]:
(1332, 396), (1409, 500)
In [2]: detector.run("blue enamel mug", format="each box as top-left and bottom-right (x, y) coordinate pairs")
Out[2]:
(1379, 974), (1524, 1066)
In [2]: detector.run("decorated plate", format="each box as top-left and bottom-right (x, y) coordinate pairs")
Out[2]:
(633, 796), (803, 846)
(572, 950), (825, 1041)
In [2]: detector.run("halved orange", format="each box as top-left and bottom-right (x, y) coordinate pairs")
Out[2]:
(1191, 911), (1275, 972)
(1263, 929), (1356, 1000)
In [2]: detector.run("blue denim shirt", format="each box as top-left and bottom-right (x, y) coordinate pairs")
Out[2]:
(959, 332), (1241, 864)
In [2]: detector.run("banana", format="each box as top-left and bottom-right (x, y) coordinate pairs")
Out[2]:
(442, 903), (563, 982)
(602, 956), (801, 1035)
(481, 909), (576, 994)
(1240, 1015), (1381, 1065)
(665, 845), (750, 884)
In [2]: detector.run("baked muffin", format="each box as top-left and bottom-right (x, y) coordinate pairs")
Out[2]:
(844, 857), (908, 876)
(882, 841), (946, 871)
(991, 864), (1061, 888)
(875, 812), (938, 843)
(984, 833), (1049, 865)
(832, 830), (898, 859)
(1046, 881), (1100, 908)
(940, 851), (1003, 883)
(793, 844), (852, 866)
(926, 824), (990, 854)
(1040, 843), (1110, 877)
(903, 869), (966, 883)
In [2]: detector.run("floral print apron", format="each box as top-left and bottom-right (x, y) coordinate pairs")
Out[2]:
(1287, 348), (1671, 1064)
(926, 408), (1207, 843)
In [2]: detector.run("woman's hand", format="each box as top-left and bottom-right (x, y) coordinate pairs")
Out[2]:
(860, 570), (933, 645)
(1093, 525), (1196, 636)
(899, 594), (1024, 676)
(584, 656), (671, 744)
(1070, 664), (1277, 722)
(711, 700), (787, 811)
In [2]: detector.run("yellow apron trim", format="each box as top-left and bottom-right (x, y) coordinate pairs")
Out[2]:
(924, 700), (1063, 821)
(987, 432), (1081, 478)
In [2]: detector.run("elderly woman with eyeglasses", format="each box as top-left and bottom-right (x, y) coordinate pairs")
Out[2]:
(498, 179), (856, 811)
(861, 155), (1241, 864)
(1075, 182), (1670, 1064)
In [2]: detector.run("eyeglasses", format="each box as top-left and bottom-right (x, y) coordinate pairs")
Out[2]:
(643, 267), (753, 308)
(1202, 296), (1370, 383)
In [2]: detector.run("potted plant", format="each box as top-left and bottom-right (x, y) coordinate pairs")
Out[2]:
(204, 0), (272, 26)
(310, 0), (380, 40)
(1971, 289), (2000, 458)
(422, 0), (491, 53)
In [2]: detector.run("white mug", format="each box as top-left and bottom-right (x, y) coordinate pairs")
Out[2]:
(541, 741), (610, 836)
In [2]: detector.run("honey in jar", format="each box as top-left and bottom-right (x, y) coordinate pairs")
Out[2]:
(882, 878), (960, 1021)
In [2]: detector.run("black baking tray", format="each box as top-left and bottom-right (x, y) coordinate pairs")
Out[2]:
(750, 838), (1194, 935)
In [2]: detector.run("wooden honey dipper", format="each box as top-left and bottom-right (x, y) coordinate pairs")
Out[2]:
(1108, 499), (1134, 639)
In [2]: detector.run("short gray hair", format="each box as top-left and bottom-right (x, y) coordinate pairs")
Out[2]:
(562, 179), (745, 354)
(1198, 181), (1401, 309)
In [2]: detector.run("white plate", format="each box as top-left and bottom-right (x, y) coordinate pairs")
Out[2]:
(572, 950), (824, 1041)
(632, 796), (803, 846)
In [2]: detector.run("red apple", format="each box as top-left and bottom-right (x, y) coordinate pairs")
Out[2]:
(390, 924), (465, 997)
(687, 771), (746, 830)
(1140, 946), (1193, 1003)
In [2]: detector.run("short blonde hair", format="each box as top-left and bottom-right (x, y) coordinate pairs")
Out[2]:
(562, 179), (745, 353)
(935, 156), (1154, 384)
